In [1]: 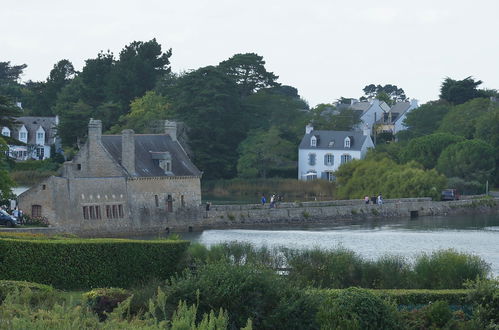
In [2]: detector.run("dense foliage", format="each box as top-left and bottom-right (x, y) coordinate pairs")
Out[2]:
(0, 238), (189, 289)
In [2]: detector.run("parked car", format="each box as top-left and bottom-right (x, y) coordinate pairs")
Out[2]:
(0, 210), (19, 227)
(441, 189), (460, 201)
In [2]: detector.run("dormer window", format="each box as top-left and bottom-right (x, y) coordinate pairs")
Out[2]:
(1, 127), (10, 137)
(18, 126), (28, 143)
(150, 151), (172, 174)
(328, 140), (335, 147)
(36, 127), (45, 145)
(310, 136), (317, 147)
(344, 137), (351, 148)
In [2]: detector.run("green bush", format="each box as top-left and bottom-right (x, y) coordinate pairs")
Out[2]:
(466, 278), (499, 328)
(0, 280), (57, 307)
(413, 249), (491, 289)
(316, 287), (400, 330)
(0, 238), (190, 289)
(83, 287), (131, 321)
(11, 159), (60, 172)
(163, 262), (319, 330)
(424, 300), (454, 328)
(362, 255), (412, 289)
(284, 247), (364, 288)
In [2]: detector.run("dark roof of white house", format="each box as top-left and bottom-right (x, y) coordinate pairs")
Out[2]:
(9, 116), (58, 145)
(390, 102), (412, 115)
(101, 134), (202, 177)
(299, 130), (368, 151)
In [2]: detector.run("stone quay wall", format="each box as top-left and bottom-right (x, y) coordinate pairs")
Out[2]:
(4, 197), (499, 237)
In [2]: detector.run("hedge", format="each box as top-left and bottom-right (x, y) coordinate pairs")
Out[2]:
(311, 288), (469, 305)
(0, 280), (55, 305)
(0, 238), (190, 290)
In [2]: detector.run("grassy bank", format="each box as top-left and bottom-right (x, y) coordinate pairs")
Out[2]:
(202, 178), (335, 203)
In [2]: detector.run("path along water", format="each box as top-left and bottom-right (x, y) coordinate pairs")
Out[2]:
(175, 214), (499, 275)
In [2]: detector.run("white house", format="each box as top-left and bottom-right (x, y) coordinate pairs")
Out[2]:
(1, 116), (61, 160)
(349, 99), (390, 135)
(298, 124), (374, 181)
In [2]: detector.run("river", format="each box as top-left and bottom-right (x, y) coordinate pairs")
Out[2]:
(175, 214), (499, 275)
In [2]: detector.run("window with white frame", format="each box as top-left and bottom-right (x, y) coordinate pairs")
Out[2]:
(324, 154), (334, 166)
(344, 137), (351, 148)
(341, 154), (352, 164)
(1, 127), (10, 137)
(20, 132), (27, 140)
(37, 132), (44, 140)
(308, 153), (316, 166)
(310, 136), (317, 147)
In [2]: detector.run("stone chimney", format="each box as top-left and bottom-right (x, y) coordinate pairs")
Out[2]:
(305, 124), (314, 134)
(88, 119), (102, 146)
(165, 120), (177, 141)
(121, 129), (136, 176)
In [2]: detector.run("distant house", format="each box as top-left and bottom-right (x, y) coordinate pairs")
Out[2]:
(1, 116), (61, 160)
(375, 100), (419, 134)
(298, 124), (374, 181)
(18, 119), (202, 235)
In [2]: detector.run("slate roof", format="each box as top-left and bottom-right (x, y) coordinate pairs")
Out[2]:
(299, 130), (367, 151)
(390, 102), (412, 116)
(101, 134), (202, 177)
(10, 116), (57, 145)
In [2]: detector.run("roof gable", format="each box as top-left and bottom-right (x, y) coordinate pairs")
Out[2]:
(299, 130), (367, 151)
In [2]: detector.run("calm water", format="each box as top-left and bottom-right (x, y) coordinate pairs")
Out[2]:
(177, 214), (499, 275)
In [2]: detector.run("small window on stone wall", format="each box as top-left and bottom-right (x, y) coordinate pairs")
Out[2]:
(83, 206), (89, 220)
(155, 195), (159, 207)
(42, 184), (46, 190)
(89, 206), (95, 219)
(32, 205), (42, 218)
(181, 195), (185, 207)
(77, 164), (81, 170)
(106, 205), (111, 218)
(112, 205), (118, 218)
(118, 205), (123, 218)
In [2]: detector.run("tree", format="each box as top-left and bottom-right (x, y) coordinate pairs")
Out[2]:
(438, 98), (492, 139)
(111, 91), (173, 133)
(79, 51), (115, 107)
(0, 95), (22, 128)
(362, 84), (407, 104)
(237, 127), (295, 178)
(436, 139), (495, 183)
(399, 133), (464, 169)
(439, 76), (488, 105)
(169, 66), (244, 179)
(308, 104), (361, 131)
(0, 137), (14, 199)
(0, 61), (27, 101)
(335, 156), (446, 200)
(218, 53), (279, 97)
(399, 101), (452, 140)
(106, 39), (172, 111)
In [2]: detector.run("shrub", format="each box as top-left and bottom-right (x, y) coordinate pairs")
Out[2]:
(466, 278), (499, 327)
(163, 262), (319, 330)
(424, 300), (454, 328)
(0, 238), (190, 289)
(0, 280), (58, 307)
(316, 287), (400, 330)
(362, 255), (412, 289)
(413, 249), (491, 289)
(284, 247), (364, 288)
(83, 287), (131, 321)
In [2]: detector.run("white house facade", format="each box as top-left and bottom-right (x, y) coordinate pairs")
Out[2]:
(298, 125), (374, 181)
(2, 116), (60, 160)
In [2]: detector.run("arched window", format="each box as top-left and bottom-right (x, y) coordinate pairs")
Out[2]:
(310, 136), (317, 147)
(324, 154), (334, 166)
(308, 153), (316, 166)
(341, 154), (352, 164)
(344, 137), (351, 148)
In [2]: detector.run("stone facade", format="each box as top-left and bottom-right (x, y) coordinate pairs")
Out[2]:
(18, 119), (202, 235)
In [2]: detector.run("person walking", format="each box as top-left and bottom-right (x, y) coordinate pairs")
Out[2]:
(364, 196), (370, 204)
(377, 194), (383, 205)
(270, 194), (275, 208)
(261, 195), (266, 206)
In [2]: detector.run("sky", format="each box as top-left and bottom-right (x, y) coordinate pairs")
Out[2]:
(2, 0), (498, 107)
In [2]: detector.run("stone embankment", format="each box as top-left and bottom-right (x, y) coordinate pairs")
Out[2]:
(193, 196), (499, 231)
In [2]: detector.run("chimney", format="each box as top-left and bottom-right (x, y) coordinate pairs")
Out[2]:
(121, 129), (136, 176)
(88, 119), (102, 146)
(165, 120), (177, 141)
(305, 124), (314, 134)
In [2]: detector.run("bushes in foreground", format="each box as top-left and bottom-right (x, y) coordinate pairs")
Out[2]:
(0, 238), (189, 289)
(189, 242), (491, 290)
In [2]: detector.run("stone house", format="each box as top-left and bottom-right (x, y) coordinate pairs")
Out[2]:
(18, 119), (202, 235)
(1, 116), (61, 160)
(298, 124), (374, 181)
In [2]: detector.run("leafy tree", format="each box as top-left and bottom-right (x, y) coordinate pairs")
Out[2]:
(0, 61), (27, 101)
(111, 91), (173, 133)
(399, 101), (452, 140)
(106, 39), (171, 111)
(439, 76), (487, 105)
(438, 98), (492, 139)
(79, 51), (115, 107)
(308, 103), (361, 131)
(335, 156), (446, 200)
(218, 53), (279, 97)
(399, 133), (464, 169)
(362, 84), (407, 103)
(169, 66), (244, 179)
(0, 137), (14, 199)
(437, 139), (495, 183)
(0, 95), (22, 128)
(237, 127), (295, 178)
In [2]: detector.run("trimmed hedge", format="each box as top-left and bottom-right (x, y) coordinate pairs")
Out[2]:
(0, 238), (189, 290)
(0, 280), (55, 305)
(311, 288), (469, 305)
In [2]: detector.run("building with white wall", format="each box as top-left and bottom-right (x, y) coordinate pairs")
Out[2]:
(298, 124), (374, 181)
